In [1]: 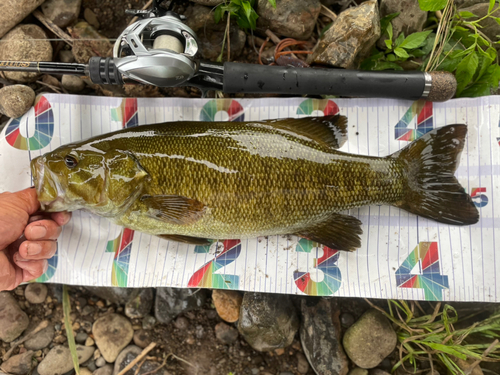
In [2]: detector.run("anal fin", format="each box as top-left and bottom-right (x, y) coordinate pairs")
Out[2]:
(295, 213), (363, 251)
(157, 234), (212, 246)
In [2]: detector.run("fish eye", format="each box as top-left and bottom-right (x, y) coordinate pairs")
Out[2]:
(64, 155), (78, 169)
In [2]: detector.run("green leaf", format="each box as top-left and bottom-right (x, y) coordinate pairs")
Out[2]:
(412, 49), (426, 57)
(418, 342), (467, 360)
(437, 56), (462, 72)
(494, 17), (500, 26)
(385, 39), (393, 49)
(455, 51), (479, 95)
(214, 5), (223, 23)
(489, 0), (496, 13)
(394, 32), (405, 48)
(394, 47), (409, 58)
(380, 12), (399, 34)
(267, 0), (276, 8)
(399, 30), (433, 50)
(372, 61), (404, 70)
(387, 23), (393, 44)
(387, 53), (397, 61)
(241, 0), (252, 20)
(459, 11), (477, 19)
(320, 22), (333, 38)
(474, 47), (496, 82)
(418, 0), (447, 11)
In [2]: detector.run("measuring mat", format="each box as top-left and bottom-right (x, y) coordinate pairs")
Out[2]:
(1, 94), (499, 302)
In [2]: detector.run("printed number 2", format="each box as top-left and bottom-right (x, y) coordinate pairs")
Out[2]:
(395, 242), (449, 301)
(471, 187), (488, 208)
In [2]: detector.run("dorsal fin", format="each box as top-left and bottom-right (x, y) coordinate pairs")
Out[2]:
(261, 114), (348, 149)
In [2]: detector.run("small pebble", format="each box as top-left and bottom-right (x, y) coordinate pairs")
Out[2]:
(275, 348), (285, 356)
(75, 332), (88, 344)
(59, 50), (75, 63)
(142, 315), (156, 330)
(83, 8), (100, 29)
(85, 337), (95, 346)
(186, 337), (195, 345)
(174, 317), (189, 330)
(81, 306), (95, 316)
(296, 352), (309, 374)
(195, 325), (204, 339)
(341, 312), (355, 327)
(62, 75), (86, 93)
(95, 356), (106, 368)
(72, 322), (80, 331)
(133, 329), (152, 349)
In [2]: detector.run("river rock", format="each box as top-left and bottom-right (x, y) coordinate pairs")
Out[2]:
(256, 0), (321, 40)
(25, 283), (48, 304)
(112, 346), (169, 375)
(85, 287), (143, 305)
(0, 0), (46, 38)
(1, 350), (35, 374)
(238, 292), (299, 352)
(94, 364), (113, 375)
(212, 290), (243, 323)
(0, 292), (29, 342)
(349, 369), (369, 375)
(62, 75), (86, 93)
(41, 0), (82, 28)
(37, 345), (94, 375)
(215, 322), (239, 345)
(68, 22), (112, 64)
(459, 3), (500, 50)
(0, 25), (53, 82)
(93, 314), (134, 363)
(308, 0), (381, 69)
(0, 85), (35, 118)
(343, 309), (397, 369)
(132, 329), (152, 349)
(300, 298), (349, 375)
(79, 369), (93, 375)
(296, 352), (309, 374)
(24, 322), (55, 350)
(379, 0), (427, 41)
(125, 288), (153, 319)
(154, 287), (207, 324)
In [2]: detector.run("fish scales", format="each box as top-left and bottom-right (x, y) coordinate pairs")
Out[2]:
(31, 115), (479, 251)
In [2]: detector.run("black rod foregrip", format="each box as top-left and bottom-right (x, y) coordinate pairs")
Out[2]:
(223, 62), (432, 100)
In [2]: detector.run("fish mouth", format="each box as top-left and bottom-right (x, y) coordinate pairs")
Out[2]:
(31, 156), (73, 212)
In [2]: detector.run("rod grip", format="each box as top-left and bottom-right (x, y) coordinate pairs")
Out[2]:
(223, 62), (432, 101)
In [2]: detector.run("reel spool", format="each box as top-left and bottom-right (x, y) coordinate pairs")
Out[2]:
(112, 12), (199, 87)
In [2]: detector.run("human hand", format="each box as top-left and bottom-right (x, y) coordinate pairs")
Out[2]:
(0, 187), (71, 291)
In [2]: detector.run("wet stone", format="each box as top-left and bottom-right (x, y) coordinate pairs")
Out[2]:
(300, 298), (349, 375)
(113, 346), (169, 375)
(238, 292), (299, 352)
(24, 322), (54, 351)
(256, 0), (321, 39)
(0, 85), (35, 119)
(343, 309), (397, 369)
(0, 25), (53, 82)
(41, 0), (82, 28)
(24, 284), (48, 304)
(154, 287), (207, 325)
(125, 288), (153, 319)
(1, 350), (35, 374)
(132, 329), (152, 349)
(93, 314), (133, 363)
(37, 345), (94, 375)
(308, 0), (380, 69)
(212, 290), (243, 323)
(0, 292), (29, 342)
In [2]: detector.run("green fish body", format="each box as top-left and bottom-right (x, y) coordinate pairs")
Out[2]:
(31, 115), (479, 251)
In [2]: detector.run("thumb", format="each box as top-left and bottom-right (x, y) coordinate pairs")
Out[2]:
(8, 187), (41, 216)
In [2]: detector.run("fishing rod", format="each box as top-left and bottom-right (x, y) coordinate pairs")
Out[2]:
(0, 0), (456, 101)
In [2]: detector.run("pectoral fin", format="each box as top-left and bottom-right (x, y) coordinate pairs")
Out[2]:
(140, 195), (206, 225)
(262, 114), (348, 149)
(295, 213), (363, 251)
(157, 234), (212, 245)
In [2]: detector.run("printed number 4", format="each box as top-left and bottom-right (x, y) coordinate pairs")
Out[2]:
(395, 242), (449, 301)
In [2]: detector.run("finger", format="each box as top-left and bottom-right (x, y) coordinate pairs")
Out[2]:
(9, 188), (41, 216)
(19, 240), (57, 260)
(25, 220), (62, 241)
(0, 251), (23, 291)
(50, 211), (72, 227)
(13, 253), (47, 282)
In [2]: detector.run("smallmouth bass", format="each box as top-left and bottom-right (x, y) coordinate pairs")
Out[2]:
(31, 115), (479, 251)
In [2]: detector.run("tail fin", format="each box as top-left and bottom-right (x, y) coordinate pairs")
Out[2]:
(392, 125), (479, 225)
